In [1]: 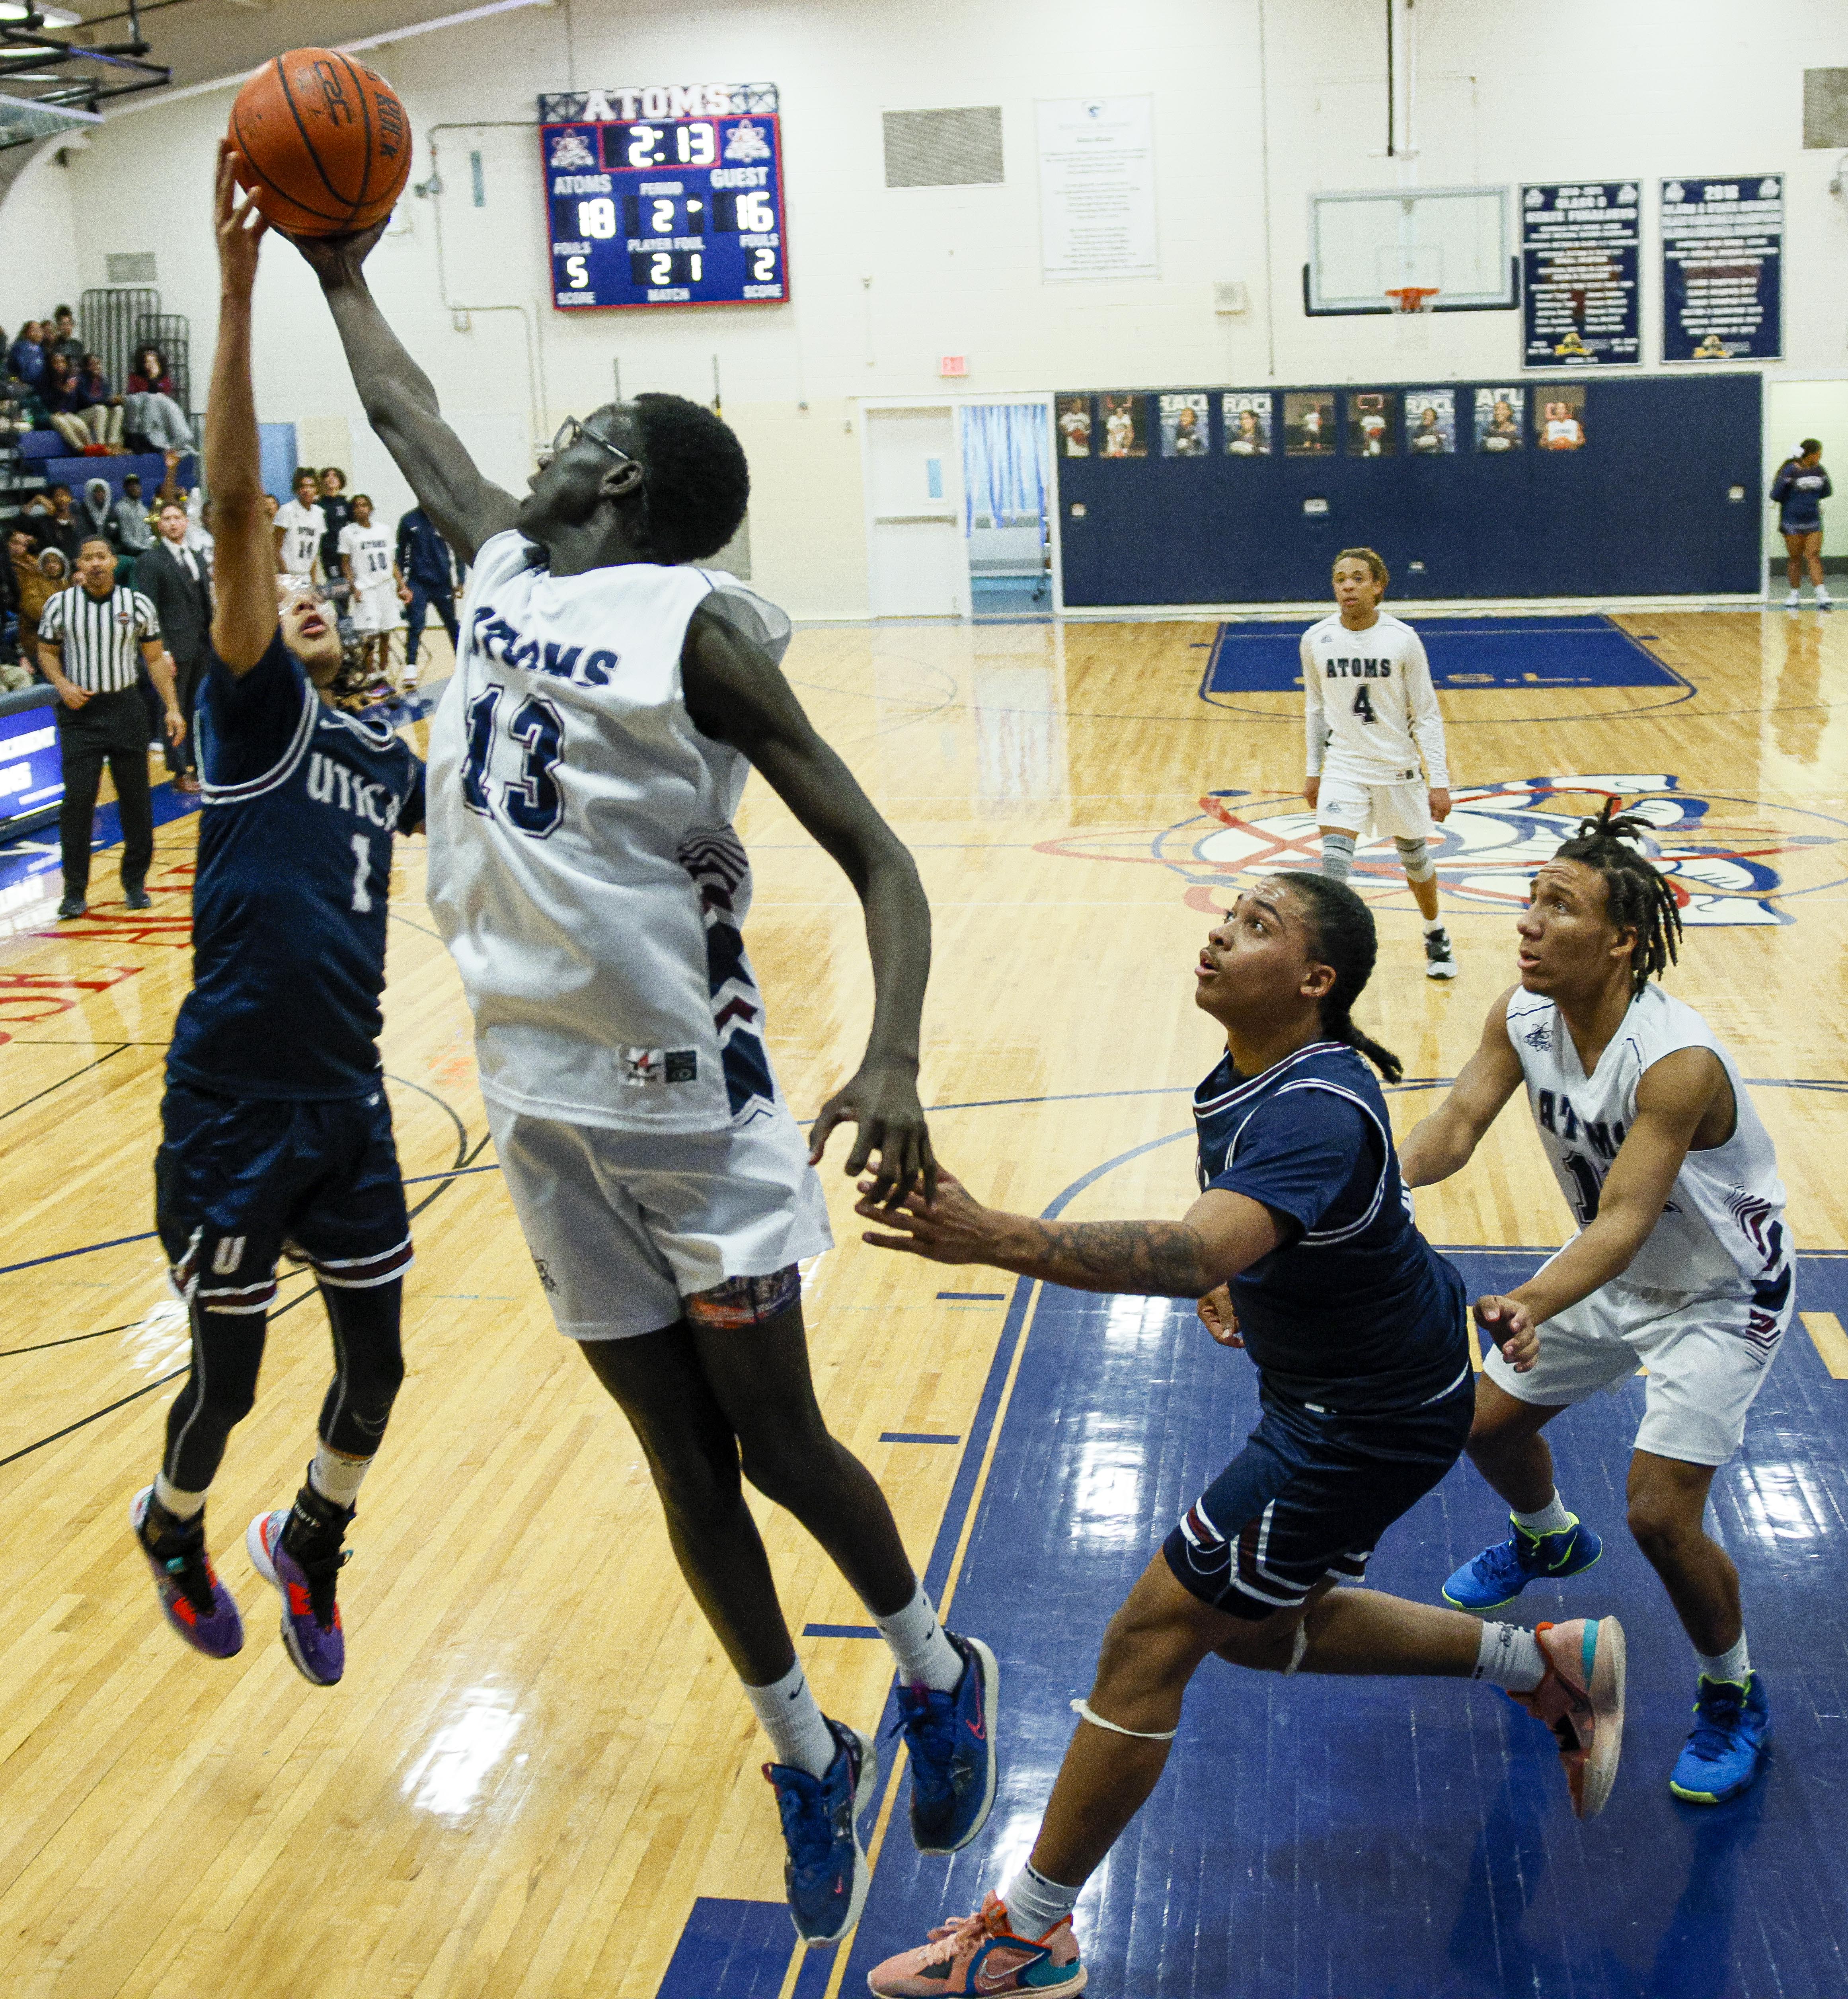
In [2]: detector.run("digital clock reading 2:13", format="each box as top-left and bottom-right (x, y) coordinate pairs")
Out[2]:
(543, 112), (788, 310)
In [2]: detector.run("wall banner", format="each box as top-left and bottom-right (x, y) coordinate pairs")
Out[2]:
(1520, 181), (1640, 368)
(1661, 175), (1782, 362)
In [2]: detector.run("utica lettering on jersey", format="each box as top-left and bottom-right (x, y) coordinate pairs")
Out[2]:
(470, 607), (618, 687)
(1323, 657), (1395, 678)
(307, 751), (402, 830)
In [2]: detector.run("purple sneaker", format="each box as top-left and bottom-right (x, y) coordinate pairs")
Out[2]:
(246, 1484), (353, 1687)
(131, 1487), (244, 1659)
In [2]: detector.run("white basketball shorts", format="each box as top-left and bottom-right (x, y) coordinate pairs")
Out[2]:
(1482, 1272), (1790, 1467)
(484, 1100), (835, 1340)
(1314, 770), (1432, 843)
(350, 579), (404, 634)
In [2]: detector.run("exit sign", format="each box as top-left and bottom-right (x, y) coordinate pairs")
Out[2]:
(938, 354), (968, 377)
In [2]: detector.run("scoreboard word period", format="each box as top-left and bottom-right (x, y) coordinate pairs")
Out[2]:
(537, 81), (788, 313)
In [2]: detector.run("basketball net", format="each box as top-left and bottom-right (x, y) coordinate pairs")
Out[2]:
(1386, 285), (1438, 351)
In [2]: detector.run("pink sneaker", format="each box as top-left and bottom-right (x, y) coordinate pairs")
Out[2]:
(865, 1892), (1085, 1996)
(1509, 1616), (1626, 1819)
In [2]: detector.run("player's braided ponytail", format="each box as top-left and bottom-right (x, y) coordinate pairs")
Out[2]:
(1550, 797), (1683, 998)
(1275, 872), (1405, 1084)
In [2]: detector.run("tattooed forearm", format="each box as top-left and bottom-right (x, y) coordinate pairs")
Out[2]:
(998, 1218), (1218, 1297)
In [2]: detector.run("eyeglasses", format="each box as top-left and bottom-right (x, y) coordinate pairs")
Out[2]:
(537, 415), (638, 472)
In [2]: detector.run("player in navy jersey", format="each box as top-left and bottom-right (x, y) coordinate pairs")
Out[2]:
(856, 875), (1627, 1999)
(130, 151), (425, 1689)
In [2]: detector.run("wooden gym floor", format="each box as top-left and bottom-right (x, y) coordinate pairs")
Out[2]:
(0, 608), (1844, 1998)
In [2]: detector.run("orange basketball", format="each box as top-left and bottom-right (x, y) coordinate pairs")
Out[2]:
(229, 48), (412, 238)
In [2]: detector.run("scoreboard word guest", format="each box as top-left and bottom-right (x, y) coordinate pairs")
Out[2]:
(538, 80), (788, 311)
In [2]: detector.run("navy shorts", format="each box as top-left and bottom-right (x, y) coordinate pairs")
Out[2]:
(156, 1078), (413, 1315)
(1780, 517), (1821, 538)
(1164, 1372), (1474, 1621)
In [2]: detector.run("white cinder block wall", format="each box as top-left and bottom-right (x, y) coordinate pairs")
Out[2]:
(7, 0), (1848, 613)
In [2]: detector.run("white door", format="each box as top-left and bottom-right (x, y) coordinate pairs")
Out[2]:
(866, 406), (965, 617)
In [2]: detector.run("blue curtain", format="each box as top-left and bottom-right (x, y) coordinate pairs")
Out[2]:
(960, 404), (1047, 533)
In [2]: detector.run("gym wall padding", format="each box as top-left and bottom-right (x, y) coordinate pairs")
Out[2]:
(1056, 374), (1762, 606)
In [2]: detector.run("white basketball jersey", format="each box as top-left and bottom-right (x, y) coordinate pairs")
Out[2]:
(1505, 983), (1790, 1301)
(275, 500), (324, 578)
(427, 531), (785, 1132)
(1301, 611), (1450, 787)
(339, 522), (394, 589)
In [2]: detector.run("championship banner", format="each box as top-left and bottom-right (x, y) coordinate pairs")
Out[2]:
(1520, 181), (1640, 368)
(1661, 175), (1782, 362)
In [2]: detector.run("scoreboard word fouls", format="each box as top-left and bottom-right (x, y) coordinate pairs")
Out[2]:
(538, 81), (788, 312)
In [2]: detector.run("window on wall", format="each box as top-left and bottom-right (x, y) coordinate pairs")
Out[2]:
(883, 107), (1004, 188)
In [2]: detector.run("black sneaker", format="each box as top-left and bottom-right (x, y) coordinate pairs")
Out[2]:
(1424, 927), (1459, 979)
(124, 886), (152, 911)
(56, 895), (87, 920)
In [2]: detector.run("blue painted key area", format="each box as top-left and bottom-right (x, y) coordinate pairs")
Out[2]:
(1204, 614), (1686, 694)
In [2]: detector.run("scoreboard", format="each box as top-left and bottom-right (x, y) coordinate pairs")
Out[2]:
(538, 82), (788, 312)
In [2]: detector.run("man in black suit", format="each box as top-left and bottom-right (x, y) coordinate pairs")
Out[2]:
(135, 498), (213, 792)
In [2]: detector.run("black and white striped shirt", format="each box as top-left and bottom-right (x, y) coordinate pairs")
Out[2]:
(39, 584), (162, 694)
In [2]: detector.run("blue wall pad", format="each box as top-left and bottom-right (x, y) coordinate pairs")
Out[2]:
(832, 1223), (1848, 1999)
(653, 1898), (793, 1999)
(1205, 613), (1684, 694)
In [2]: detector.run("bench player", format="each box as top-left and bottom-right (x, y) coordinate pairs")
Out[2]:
(131, 150), (425, 1689)
(1400, 801), (1790, 1804)
(288, 208), (998, 1945)
(337, 491), (407, 697)
(1302, 547), (1459, 978)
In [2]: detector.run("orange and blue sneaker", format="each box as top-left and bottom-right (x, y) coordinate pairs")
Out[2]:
(1507, 1616), (1626, 1819)
(1443, 1513), (1603, 1612)
(866, 1892), (1086, 1996)
(1670, 1673), (1770, 1804)
(764, 1717), (877, 1946)
(246, 1483), (353, 1687)
(897, 1630), (1000, 1854)
(131, 1486), (244, 1659)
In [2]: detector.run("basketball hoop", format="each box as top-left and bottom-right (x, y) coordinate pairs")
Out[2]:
(1386, 286), (1440, 314)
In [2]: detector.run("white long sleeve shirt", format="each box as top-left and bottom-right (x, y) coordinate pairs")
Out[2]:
(1301, 611), (1450, 787)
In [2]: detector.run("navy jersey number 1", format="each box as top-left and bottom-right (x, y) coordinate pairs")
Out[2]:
(461, 686), (565, 836)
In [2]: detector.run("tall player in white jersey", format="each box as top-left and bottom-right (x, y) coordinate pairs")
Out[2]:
(1301, 548), (1459, 978)
(1400, 802), (1790, 1805)
(292, 227), (1000, 1947)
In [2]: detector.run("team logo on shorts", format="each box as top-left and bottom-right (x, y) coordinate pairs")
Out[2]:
(532, 1255), (558, 1293)
(1038, 775), (1848, 927)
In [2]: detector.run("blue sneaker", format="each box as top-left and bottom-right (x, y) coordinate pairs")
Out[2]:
(764, 1718), (876, 1947)
(1443, 1514), (1603, 1611)
(1670, 1673), (1770, 1804)
(897, 1630), (999, 1855)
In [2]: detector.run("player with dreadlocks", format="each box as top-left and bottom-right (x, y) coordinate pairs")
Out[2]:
(1400, 798), (1791, 1807)
(852, 874), (1625, 1998)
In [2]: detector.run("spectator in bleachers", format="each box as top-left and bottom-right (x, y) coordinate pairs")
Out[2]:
(45, 307), (83, 370)
(6, 320), (45, 393)
(10, 540), (67, 675)
(0, 525), (33, 688)
(80, 477), (115, 549)
(123, 344), (193, 453)
(76, 355), (125, 448)
(112, 472), (155, 555)
(42, 353), (94, 452)
(37, 485), (82, 565)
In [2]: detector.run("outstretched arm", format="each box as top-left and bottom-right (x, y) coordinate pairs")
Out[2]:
(682, 603), (932, 1203)
(287, 226), (519, 565)
(207, 147), (279, 677)
(1397, 987), (1526, 1186)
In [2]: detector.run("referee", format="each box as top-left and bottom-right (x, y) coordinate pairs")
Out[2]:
(37, 535), (185, 919)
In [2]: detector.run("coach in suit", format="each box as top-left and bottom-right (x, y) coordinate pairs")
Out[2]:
(135, 497), (213, 792)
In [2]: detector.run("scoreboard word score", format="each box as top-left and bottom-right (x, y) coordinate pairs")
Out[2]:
(538, 81), (788, 312)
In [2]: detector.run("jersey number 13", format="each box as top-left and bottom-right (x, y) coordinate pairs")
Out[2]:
(461, 687), (565, 836)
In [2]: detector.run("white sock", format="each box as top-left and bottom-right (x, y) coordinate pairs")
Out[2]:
(307, 1445), (371, 1510)
(1696, 1633), (1750, 1685)
(745, 1660), (836, 1777)
(152, 1473), (208, 1521)
(1473, 1621), (1546, 1693)
(1002, 1860), (1080, 1940)
(1422, 914), (1446, 936)
(1512, 1488), (1572, 1537)
(874, 1584), (963, 1692)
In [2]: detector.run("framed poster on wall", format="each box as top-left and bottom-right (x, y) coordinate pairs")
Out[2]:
(1285, 392), (1335, 454)
(1222, 392), (1272, 455)
(1661, 176), (1782, 361)
(1099, 394), (1146, 457)
(1536, 386), (1588, 449)
(1474, 387), (1525, 452)
(1347, 391), (1399, 456)
(1405, 389), (1456, 453)
(1158, 393), (1209, 456)
(1519, 181), (1640, 368)
(1056, 396), (1094, 456)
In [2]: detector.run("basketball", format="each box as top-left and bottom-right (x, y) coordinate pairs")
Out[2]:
(228, 48), (411, 237)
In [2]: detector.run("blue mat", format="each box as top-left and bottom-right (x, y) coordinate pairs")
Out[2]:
(1205, 613), (1684, 694)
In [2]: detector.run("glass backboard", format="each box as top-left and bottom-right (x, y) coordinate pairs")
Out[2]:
(1306, 186), (1513, 312)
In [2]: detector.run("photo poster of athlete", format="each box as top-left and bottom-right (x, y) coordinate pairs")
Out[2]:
(1347, 390), (1399, 457)
(1056, 395), (1094, 457)
(1159, 392), (1210, 457)
(1474, 385), (1526, 452)
(1538, 383), (1588, 450)
(1222, 391), (1272, 456)
(1285, 390), (1336, 455)
(1405, 388), (1456, 454)
(1100, 393), (1147, 458)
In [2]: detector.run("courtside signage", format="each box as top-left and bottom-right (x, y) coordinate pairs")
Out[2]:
(536, 82), (788, 312)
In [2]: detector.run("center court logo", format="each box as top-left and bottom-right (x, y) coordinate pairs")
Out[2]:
(1036, 776), (1847, 927)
